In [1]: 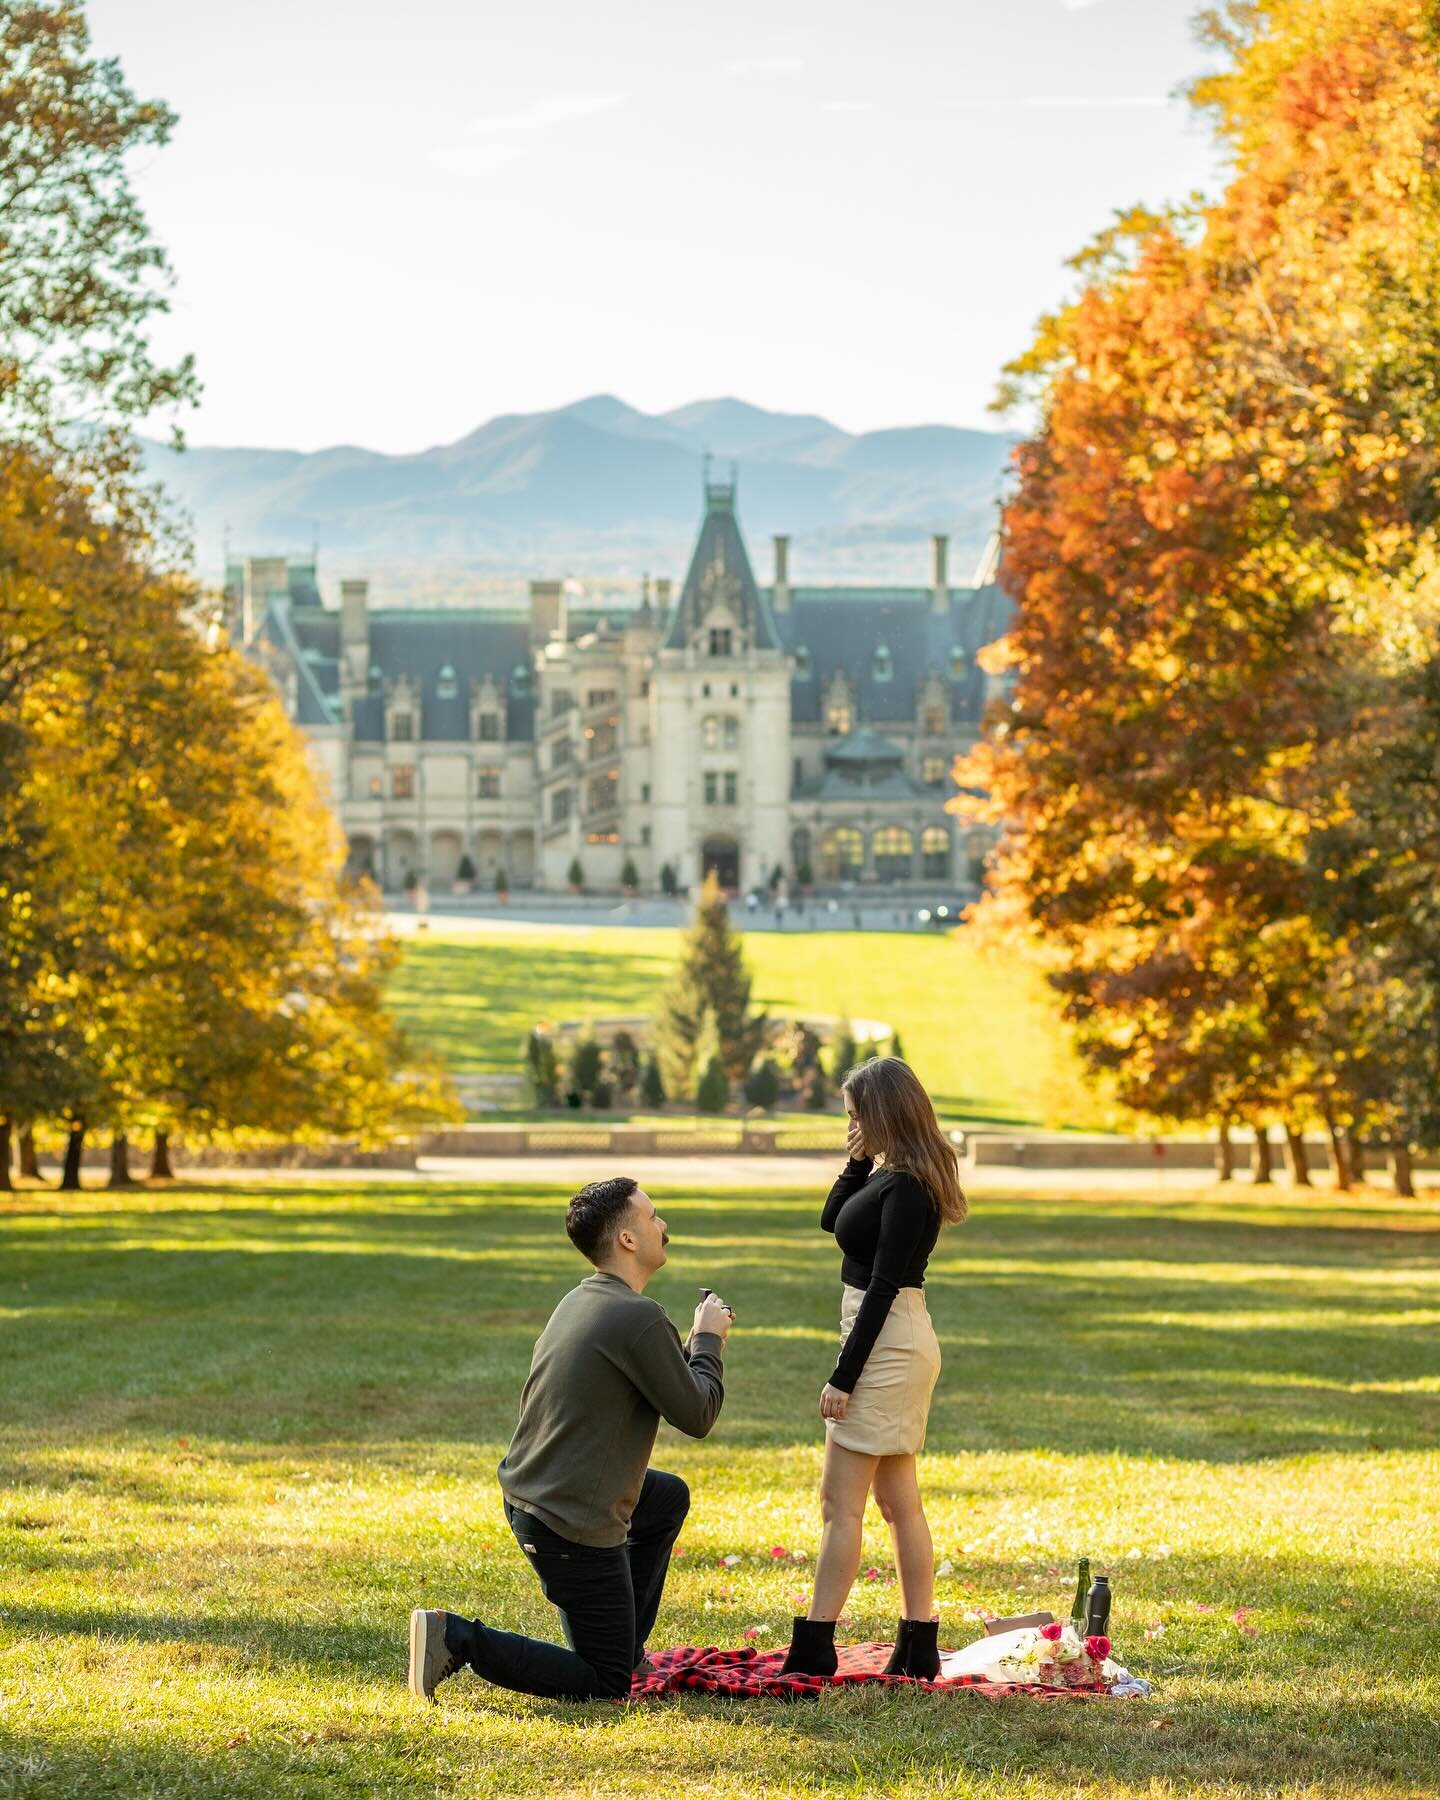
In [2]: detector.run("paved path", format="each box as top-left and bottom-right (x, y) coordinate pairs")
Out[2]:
(197, 1156), (1263, 1193)
(384, 899), (963, 936)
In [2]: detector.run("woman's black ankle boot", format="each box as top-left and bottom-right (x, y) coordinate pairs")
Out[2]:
(780, 1615), (838, 1677)
(881, 1618), (913, 1675)
(902, 1617), (941, 1680)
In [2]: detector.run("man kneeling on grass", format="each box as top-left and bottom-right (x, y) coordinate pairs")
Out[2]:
(409, 1176), (733, 1702)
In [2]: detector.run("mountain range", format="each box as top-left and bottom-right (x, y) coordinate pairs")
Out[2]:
(141, 395), (1017, 594)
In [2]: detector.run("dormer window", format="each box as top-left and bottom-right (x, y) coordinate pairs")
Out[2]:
(922, 705), (946, 737)
(478, 712), (500, 741)
(368, 661), (382, 694)
(950, 646), (968, 677)
(391, 712), (414, 742)
(794, 645), (812, 678)
(826, 700), (852, 737)
(708, 626), (733, 658)
(873, 643), (893, 683)
(437, 662), (458, 700)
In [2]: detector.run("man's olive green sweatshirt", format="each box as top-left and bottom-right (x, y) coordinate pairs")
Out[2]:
(497, 1271), (726, 1547)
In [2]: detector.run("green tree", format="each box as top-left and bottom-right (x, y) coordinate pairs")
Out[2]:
(609, 1030), (641, 1101)
(743, 1059), (782, 1112)
(828, 1022), (859, 1086)
(525, 1028), (560, 1107)
(0, 1), (197, 493)
(639, 1055), (666, 1108)
(696, 1054), (729, 1114)
(653, 872), (764, 1094)
(568, 1034), (603, 1101)
(567, 856), (584, 891)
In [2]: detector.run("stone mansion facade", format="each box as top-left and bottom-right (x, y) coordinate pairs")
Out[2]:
(235, 475), (1013, 896)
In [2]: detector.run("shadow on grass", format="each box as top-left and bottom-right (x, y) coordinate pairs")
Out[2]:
(4, 1185), (1438, 1461)
(3, 1579), (1438, 1795)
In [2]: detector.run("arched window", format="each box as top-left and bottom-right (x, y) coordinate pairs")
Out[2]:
(702, 715), (719, 750)
(820, 826), (864, 882)
(949, 646), (968, 678)
(873, 643), (893, 683)
(873, 825), (913, 882)
(437, 662), (459, 700)
(794, 645), (812, 677)
(921, 825), (950, 879)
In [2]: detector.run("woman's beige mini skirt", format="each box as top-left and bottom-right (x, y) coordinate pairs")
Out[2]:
(827, 1285), (941, 1456)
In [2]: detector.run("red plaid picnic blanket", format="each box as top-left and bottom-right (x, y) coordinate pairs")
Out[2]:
(628, 1641), (1114, 1701)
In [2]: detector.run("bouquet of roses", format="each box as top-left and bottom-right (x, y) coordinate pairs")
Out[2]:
(991, 1621), (1114, 1689)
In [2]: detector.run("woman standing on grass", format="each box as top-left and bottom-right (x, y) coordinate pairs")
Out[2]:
(781, 1055), (967, 1680)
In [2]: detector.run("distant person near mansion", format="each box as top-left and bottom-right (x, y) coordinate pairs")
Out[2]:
(409, 1178), (732, 1702)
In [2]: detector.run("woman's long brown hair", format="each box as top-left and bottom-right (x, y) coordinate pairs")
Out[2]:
(841, 1056), (968, 1224)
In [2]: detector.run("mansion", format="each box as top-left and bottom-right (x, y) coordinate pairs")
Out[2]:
(236, 475), (1014, 896)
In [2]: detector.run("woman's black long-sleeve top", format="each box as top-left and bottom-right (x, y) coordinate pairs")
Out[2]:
(822, 1155), (940, 1394)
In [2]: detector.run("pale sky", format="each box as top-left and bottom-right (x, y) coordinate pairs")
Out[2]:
(88, 0), (1225, 454)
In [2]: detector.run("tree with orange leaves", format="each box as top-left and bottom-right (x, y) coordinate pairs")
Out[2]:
(958, 0), (1440, 1188)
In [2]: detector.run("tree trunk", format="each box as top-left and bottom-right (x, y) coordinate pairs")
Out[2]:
(0, 1119), (10, 1192)
(59, 1118), (86, 1191)
(108, 1132), (135, 1188)
(1392, 1144), (1416, 1199)
(1250, 1124), (1274, 1185)
(1216, 1121), (1234, 1183)
(1320, 1102), (1351, 1190)
(1346, 1130), (1367, 1182)
(150, 1131), (174, 1180)
(18, 1128), (40, 1181)
(1283, 1126), (1311, 1187)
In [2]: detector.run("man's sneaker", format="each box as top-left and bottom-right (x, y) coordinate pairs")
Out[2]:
(409, 1608), (463, 1701)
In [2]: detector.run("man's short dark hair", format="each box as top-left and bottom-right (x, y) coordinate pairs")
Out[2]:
(566, 1176), (640, 1265)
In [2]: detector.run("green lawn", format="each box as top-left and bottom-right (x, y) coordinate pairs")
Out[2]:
(2, 1176), (1437, 1797)
(386, 925), (1103, 1129)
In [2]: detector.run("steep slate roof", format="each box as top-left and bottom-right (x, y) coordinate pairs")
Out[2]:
(797, 726), (934, 800)
(661, 479), (782, 653)
(263, 602), (339, 729)
(823, 727), (906, 765)
(287, 607), (535, 741)
(770, 581), (1012, 728)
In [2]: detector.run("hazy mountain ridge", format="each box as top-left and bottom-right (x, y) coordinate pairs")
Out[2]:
(141, 395), (1017, 591)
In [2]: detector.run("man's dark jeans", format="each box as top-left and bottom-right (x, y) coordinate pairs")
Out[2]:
(452, 1469), (689, 1700)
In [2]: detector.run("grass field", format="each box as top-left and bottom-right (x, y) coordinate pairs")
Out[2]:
(386, 925), (1104, 1128)
(2, 1174), (1437, 1797)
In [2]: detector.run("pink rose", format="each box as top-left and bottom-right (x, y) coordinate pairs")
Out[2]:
(1085, 1634), (1111, 1662)
(1039, 1622), (1063, 1641)
(770, 1546), (787, 1558)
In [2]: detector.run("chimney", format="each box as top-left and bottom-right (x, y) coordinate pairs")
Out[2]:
(339, 578), (369, 699)
(772, 534), (790, 613)
(240, 555), (289, 643)
(529, 578), (566, 647)
(931, 534), (949, 614)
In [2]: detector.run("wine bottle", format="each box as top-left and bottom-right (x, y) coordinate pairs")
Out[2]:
(1069, 1558), (1091, 1633)
(1086, 1574), (1111, 1635)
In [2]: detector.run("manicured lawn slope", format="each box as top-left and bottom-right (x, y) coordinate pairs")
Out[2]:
(2, 1177), (1437, 1797)
(386, 925), (1103, 1128)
